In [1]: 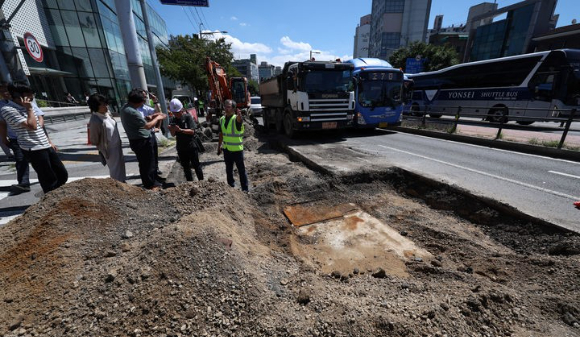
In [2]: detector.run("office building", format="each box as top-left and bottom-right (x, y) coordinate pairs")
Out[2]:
(232, 58), (259, 83)
(533, 22), (580, 51)
(1, 0), (171, 110)
(353, 14), (371, 58)
(369, 0), (432, 60)
(465, 0), (558, 62)
(258, 61), (275, 82)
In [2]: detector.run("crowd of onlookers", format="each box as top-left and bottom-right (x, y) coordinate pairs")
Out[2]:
(1, 84), (249, 196)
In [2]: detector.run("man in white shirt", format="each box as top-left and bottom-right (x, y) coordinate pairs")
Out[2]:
(0, 84), (67, 194)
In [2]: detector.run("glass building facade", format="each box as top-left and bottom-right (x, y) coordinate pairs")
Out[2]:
(470, 4), (535, 61)
(21, 0), (170, 111)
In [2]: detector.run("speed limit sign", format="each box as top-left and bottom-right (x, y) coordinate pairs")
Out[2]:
(23, 32), (43, 63)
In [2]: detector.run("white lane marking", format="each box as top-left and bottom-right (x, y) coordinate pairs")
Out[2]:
(549, 171), (580, 180)
(397, 132), (580, 165)
(377, 144), (580, 200)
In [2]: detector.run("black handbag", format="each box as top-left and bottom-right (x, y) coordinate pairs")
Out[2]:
(194, 134), (205, 153)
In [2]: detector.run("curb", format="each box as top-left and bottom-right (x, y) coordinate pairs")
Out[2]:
(392, 126), (580, 162)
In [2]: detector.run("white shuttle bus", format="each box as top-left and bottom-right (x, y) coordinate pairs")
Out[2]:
(407, 49), (580, 125)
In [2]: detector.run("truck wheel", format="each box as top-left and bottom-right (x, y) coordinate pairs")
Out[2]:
(275, 110), (284, 134)
(284, 113), (295, 138)
(262, 109), (270, 131)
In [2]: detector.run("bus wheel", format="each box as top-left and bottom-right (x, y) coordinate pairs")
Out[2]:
(283, 112), (295, 138)
(488, 107), (508, 123)
(429, 113), (442, 118)
(516, 121), (534, 126)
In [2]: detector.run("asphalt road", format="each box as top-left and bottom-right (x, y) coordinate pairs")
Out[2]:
(287, 129), (580, 232)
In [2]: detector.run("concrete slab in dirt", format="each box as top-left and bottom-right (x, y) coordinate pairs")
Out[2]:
(284, 203), (358, 227)
(290, 204), (432, 277)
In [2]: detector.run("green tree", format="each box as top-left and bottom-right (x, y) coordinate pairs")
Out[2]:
(247, 79), (259, 96)
(156, 34), (234, 94)
(389, 41), (460, 72)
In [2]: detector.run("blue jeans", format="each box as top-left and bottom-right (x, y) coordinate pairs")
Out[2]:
(223, 149), (248, 191)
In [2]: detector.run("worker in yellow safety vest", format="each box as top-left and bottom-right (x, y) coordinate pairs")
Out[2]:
(217, 99), (248, 191)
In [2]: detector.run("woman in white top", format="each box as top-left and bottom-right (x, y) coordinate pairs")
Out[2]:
(88, 93), (126, 182)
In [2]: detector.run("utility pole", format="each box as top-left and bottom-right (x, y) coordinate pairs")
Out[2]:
(139, 0), (168, 120)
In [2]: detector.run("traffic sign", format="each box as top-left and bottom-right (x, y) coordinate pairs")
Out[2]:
(159, 0), (209, 6)
(23, 32), (43, 63)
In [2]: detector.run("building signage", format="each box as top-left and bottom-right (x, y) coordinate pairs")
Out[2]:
(159, 0), (209, 6)
(23, 32), (43, 63)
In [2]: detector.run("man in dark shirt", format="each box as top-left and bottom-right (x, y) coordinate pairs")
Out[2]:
(120, 89), (166, 190)
(168, 98), (203, 181)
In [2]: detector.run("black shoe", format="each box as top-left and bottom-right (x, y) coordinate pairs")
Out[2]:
(10, 184), (31, 193)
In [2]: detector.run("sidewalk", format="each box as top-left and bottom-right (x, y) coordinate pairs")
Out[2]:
(457, 124), (580, 148)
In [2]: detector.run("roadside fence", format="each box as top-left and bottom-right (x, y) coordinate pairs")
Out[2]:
(404, 106), (578, 150)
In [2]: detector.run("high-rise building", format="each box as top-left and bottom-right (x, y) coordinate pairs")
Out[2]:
(369, 0), (432, 60)
(258, 61), (275, 82)
(353, 14), (371, 58)
(1, 0), (171, 111)
(465, 0), (558, 62)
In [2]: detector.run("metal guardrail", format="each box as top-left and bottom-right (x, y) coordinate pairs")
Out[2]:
(404, 106), (578, 150)
(36, 99), (81, 108)
(44, 112), (90, 124)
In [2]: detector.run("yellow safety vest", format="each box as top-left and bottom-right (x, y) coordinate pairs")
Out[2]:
(220, 115), (244, 151)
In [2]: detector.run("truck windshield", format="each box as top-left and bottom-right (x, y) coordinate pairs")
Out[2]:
(302, 70), (352, 94)
(358, 81), (401, 108)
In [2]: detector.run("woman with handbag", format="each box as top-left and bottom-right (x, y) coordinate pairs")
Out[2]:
(88, 93), (126, 182)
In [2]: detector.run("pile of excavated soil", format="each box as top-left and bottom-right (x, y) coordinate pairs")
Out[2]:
(1, 123), (579, 336)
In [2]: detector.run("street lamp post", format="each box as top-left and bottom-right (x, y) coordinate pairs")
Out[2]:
(309, 50), (320, 61)
(199, 24), (228, 39)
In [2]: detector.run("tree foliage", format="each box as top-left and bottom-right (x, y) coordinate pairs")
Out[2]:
(156, 35), (235, 94)
(247, 79), (259, 96)
(389, 41), (460, 72)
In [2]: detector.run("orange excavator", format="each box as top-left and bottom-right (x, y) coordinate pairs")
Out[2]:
(205, 57), (251, 130)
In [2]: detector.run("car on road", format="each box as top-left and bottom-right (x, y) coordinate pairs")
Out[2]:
(250, 96), (263, 117)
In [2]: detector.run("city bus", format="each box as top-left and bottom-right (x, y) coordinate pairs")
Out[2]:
(407, 49), (580, 124)
(346, 58), (405, 129)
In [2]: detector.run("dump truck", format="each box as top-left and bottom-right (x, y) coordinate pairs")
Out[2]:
(260, 60), (355, 137)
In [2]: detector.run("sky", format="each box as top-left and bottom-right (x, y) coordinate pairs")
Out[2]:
(148, 0), (576, 68)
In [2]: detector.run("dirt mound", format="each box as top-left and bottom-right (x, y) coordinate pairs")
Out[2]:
(1, 127), (580, 336)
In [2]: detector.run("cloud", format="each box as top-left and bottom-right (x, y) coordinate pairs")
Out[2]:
(205, 33), (272, 60)
(280, 36), (311, 52)
(240, 23), (248, 27)
(230, 16), (238, 21)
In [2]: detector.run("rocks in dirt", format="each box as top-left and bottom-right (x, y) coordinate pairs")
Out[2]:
(372, 268), (387, 279)
(297, 289), (311, 305)
(548, 240), (580, 256)
(122, 230), (134, 239)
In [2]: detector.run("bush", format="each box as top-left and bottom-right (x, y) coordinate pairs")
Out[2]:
(36, 99), (49, 108)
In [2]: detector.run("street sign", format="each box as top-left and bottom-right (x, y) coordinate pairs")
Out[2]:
(23, 32), (43, 63)
(159, 0), (209, 6)
(405, 58), (425, 74)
